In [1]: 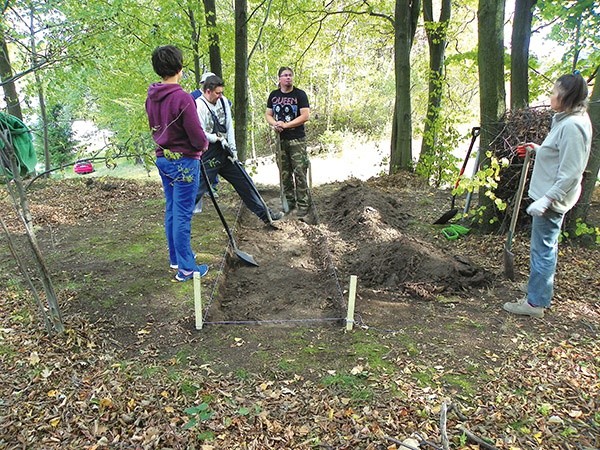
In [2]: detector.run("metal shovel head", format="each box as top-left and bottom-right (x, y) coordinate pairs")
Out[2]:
(199, 160), (259, 267)
(503, 243), (515, 280)
(234, 247), (259, 267)
(433, 208), (458, 225)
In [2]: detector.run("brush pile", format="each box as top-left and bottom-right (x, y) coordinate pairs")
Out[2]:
(490, 107), (554, 229)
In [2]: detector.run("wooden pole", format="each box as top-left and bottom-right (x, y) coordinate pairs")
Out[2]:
(194, 272), (203, 330)
(346, 275), (357, 331)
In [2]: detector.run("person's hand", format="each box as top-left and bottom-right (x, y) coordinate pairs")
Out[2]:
(526, 196), (552, 216)
(516, 143), (536, 158)
(227, 150), (238, 164)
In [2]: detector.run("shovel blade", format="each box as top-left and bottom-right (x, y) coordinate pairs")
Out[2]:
(235, 249), (259, 267)
(433, 208), (458, 225)
(503, 245), (515, 280)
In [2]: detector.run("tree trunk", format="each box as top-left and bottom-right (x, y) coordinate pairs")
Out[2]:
(390, 0), (421, 174)
(202, 0), (223, 79)
(418, 0), (451, 170)
(29, 4), (50, 176)
(188, 7), (202, 87)
(566, 73), (600, 232)
(477, 0), (506, 230)
(234, 0), (248, 161)
(510, 0), (536, 110)
(0, 132), (64, 334)
(0, 32), (23, 121)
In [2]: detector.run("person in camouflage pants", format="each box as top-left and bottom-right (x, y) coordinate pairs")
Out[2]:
(266, 67), (313, 220)
(276, 136), (310, 213)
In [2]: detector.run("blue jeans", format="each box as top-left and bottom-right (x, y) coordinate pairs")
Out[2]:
(527, 210), (565, 308)
(155, 156), (199, 271)
(196, 144), (269, 222)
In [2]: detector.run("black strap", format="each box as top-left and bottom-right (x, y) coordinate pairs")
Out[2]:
(199, 97), (227, 134)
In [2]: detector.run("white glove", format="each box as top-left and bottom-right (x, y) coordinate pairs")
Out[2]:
(227, 150), (238, 164)
(526, 196), (552, 216)
(215, 134), (228, 147)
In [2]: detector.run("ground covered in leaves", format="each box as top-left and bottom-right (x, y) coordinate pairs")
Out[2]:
(0, 173), (599, 450)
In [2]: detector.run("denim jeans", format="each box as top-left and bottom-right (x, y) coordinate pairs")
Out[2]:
(155, 156), (199, 271)
(196, 144), (269, 222)
(527, 209), (565, 308)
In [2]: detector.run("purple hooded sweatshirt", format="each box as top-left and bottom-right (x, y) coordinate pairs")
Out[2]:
(145, 83), (208, 159)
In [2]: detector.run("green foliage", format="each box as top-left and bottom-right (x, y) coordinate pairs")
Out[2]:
(6, 0), (596, 182)
(38, 104), (77, 166)
(562, 219), (600, 245)
(183, 402), (214, 430)
(415, 113), (461, 186)
(457, 151), (509, 225)
(536, 1), (600, 68)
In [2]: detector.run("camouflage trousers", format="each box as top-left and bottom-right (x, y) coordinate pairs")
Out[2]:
(276, 137), (311, 212)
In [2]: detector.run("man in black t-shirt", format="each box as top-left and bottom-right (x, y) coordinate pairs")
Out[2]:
(266, 67), (313, 221)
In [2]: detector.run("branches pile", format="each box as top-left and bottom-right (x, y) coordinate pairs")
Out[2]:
(491, 107), (554, 229)
(492, 107), (553, 161)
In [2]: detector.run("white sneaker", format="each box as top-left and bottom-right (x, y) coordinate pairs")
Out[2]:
(193, 199), (203, 214)
(503, 298), (544, 318)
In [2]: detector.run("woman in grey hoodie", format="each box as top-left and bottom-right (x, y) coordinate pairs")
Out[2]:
(503, 72), (592, 318)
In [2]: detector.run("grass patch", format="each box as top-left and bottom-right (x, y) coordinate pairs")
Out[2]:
(412, 367), (436, 386)
(350, 339), (393, 371)
(321, 373), (374, 401)
(440, 373), (475, 394)
(392, 332), (420, 357)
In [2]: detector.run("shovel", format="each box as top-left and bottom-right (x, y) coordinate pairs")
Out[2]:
(433, 127), (481, 224)
(503, 150), (532, 280)
(225, 147), (277, 227)
(200, 160), (259, 267)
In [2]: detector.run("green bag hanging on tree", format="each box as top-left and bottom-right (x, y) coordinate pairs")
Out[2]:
(0, 112), (37, 179)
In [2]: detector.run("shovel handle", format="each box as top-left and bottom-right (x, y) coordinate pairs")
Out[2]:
(200, 160), (237, 249)
(506, 151), (532, 248)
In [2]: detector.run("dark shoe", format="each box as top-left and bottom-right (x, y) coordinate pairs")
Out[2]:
(298, 209), (317, 225)
(270, 211), (284, 221)
(296, 207), (309, 218)
(172, 264), (209, 282)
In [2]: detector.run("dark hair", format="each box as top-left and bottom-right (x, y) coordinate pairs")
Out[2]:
(203, 75), (224, 92)
(151, 45), (183, 79)
(555, 72), (588, 112)
(278, 66), (293, 77)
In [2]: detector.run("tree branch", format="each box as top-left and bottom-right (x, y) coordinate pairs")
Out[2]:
(248, 0), (273, 62)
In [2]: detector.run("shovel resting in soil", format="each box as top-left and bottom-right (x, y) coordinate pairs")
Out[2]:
(200, 160), (259, 267)
(503, 150), (532, 280)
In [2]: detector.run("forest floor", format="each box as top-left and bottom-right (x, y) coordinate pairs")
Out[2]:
(0, 167), (599, 450)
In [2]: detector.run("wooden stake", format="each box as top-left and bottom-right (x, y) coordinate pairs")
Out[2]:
(194, 272), (203, 330)
(346, 275), (357, 331)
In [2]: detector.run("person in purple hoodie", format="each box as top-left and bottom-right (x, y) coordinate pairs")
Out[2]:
(146, 45), (209, 282)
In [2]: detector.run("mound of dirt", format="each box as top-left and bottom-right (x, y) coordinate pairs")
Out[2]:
(320, 180), (491, 296)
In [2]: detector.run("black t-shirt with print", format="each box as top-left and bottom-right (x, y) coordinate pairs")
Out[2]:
(267, 87), (309, 140)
